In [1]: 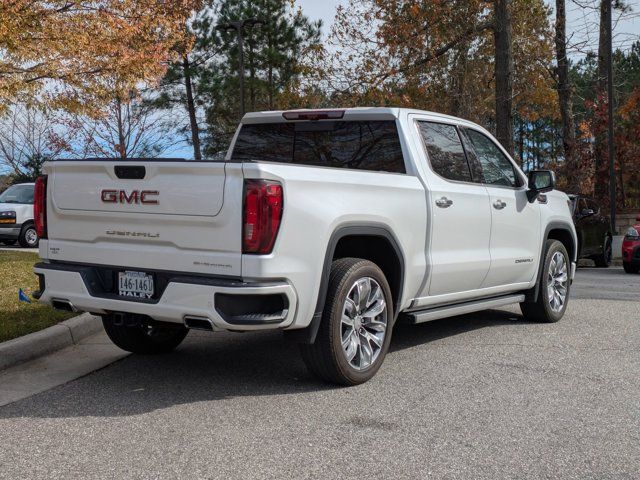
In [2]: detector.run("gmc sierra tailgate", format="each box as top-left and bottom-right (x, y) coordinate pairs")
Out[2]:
(42, 160), (243, 277)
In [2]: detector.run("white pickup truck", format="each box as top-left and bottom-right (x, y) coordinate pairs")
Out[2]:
(33, 108), (577, 385)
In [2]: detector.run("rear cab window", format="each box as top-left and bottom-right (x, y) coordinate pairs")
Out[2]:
(231, 120), (406, 173)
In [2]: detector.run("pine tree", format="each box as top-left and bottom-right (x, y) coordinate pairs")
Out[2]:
(157, 0), (321, 157)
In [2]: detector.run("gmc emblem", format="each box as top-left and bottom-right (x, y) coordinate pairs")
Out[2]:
(101, 189), (159, 205)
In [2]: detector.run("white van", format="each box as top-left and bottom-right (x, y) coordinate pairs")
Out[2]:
(0, 182), (38, 248)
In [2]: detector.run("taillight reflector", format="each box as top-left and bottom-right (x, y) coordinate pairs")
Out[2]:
(243, 180), (283, 254)
(34, 176), (47, 239)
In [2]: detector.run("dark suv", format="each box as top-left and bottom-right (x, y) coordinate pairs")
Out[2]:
(569, 195), (613, 267)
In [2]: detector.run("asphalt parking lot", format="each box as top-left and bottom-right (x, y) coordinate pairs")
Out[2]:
(0, 267), (638, 479)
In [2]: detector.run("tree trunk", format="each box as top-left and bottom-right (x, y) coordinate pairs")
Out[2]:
(594, 0), (610, 203)
(450, 41), (470, 118)
(493, 0), (514, 157)
(182, 54), (202, 161)
(116, 97), (126, 159)
(267, 32), (274, 109)
(266, 1), (274, 110)
(554, 0), (578, 191)
(618, 154), (626, 207)
(248, 36), (256, 111)
(517, 118), (525, 166)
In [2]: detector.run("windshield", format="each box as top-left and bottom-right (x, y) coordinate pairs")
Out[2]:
(0, 184), (34, 204)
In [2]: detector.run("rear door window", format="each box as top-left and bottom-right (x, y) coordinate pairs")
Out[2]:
(231, 121), (406, 173)
(417, 122), (472, 182)
(461, 128), (521, 188)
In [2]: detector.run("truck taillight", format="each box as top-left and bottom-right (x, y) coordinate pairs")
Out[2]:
(243, 180), (283, 254)
(34, 175), (47, 239)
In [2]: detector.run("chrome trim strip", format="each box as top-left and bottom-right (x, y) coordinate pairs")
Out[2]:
(407, 294), (525, 324)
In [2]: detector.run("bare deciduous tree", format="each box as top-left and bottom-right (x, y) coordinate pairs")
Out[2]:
(70, 94), (179, 159)
(0, 104), (69, 180)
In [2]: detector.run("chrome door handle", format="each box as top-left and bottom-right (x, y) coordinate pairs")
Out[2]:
(435, 197), (453, 208)
(493, 200), (507, 210)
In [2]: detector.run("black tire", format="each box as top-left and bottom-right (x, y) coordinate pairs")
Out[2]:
(520, 239), (571, 323)
(593, 235), (612, 267)
(102, 315), (188, 354)
(18, 223), (39, 248)
(623, 262), (640, 274)
(0, 239), (17, 246)
(300, 258), (394, 386)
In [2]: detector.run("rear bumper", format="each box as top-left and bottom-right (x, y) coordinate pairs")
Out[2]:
(34, 262), (298, 331)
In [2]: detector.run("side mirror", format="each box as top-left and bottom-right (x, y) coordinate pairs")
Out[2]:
(527, 170), (556, 202)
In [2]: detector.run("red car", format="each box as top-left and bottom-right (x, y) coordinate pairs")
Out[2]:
(622, 214), (640, 274)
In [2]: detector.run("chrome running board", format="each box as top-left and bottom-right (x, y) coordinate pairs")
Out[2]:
(406, 294), (525, 324)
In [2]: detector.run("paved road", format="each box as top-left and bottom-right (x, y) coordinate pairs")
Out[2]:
(573, 266), (639, 302)
(0, 268), (638, 479)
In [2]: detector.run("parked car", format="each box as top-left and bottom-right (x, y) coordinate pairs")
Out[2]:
(32, 108), (577, 385)
(0, 182), (39, 248)
(622, 214), (640, 274)
(568, 194), (612, 267)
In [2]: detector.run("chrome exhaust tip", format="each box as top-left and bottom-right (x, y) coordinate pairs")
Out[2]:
(51, 298), (77, 312)
(183, 316), (214, 331)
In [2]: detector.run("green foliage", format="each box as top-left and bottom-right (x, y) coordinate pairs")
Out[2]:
(154, 0), (321, 157)
(0, 251), (73, 343)
(571, 42), (640, 123)
(568, 42), (640, 206)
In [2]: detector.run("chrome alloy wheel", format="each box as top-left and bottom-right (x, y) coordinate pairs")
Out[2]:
(547, 251), (568, 312)
(340, 277), (388, 370)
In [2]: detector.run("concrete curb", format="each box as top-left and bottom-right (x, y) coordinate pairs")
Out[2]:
(0, 313), (102, 371)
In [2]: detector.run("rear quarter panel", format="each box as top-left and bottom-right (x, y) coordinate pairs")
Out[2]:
(241, 161), (427, 329)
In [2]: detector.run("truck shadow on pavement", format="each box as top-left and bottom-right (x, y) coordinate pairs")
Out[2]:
(0, 309), (530, 419)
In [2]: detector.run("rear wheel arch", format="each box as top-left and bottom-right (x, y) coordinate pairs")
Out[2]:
(287, 224), (405, 344)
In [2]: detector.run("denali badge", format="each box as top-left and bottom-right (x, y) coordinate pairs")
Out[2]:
(101, 189), (159, 205)
(515, 258), (534, 264)
(106, 230), (160, 238)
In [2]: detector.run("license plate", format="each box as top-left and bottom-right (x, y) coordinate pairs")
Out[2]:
(118, 271), (154, 299)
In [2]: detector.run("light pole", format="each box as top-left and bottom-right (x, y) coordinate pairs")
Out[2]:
(217, 18), (264, 117)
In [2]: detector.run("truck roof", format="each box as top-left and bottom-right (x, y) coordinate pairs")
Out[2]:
(242, 107), (481, 128)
